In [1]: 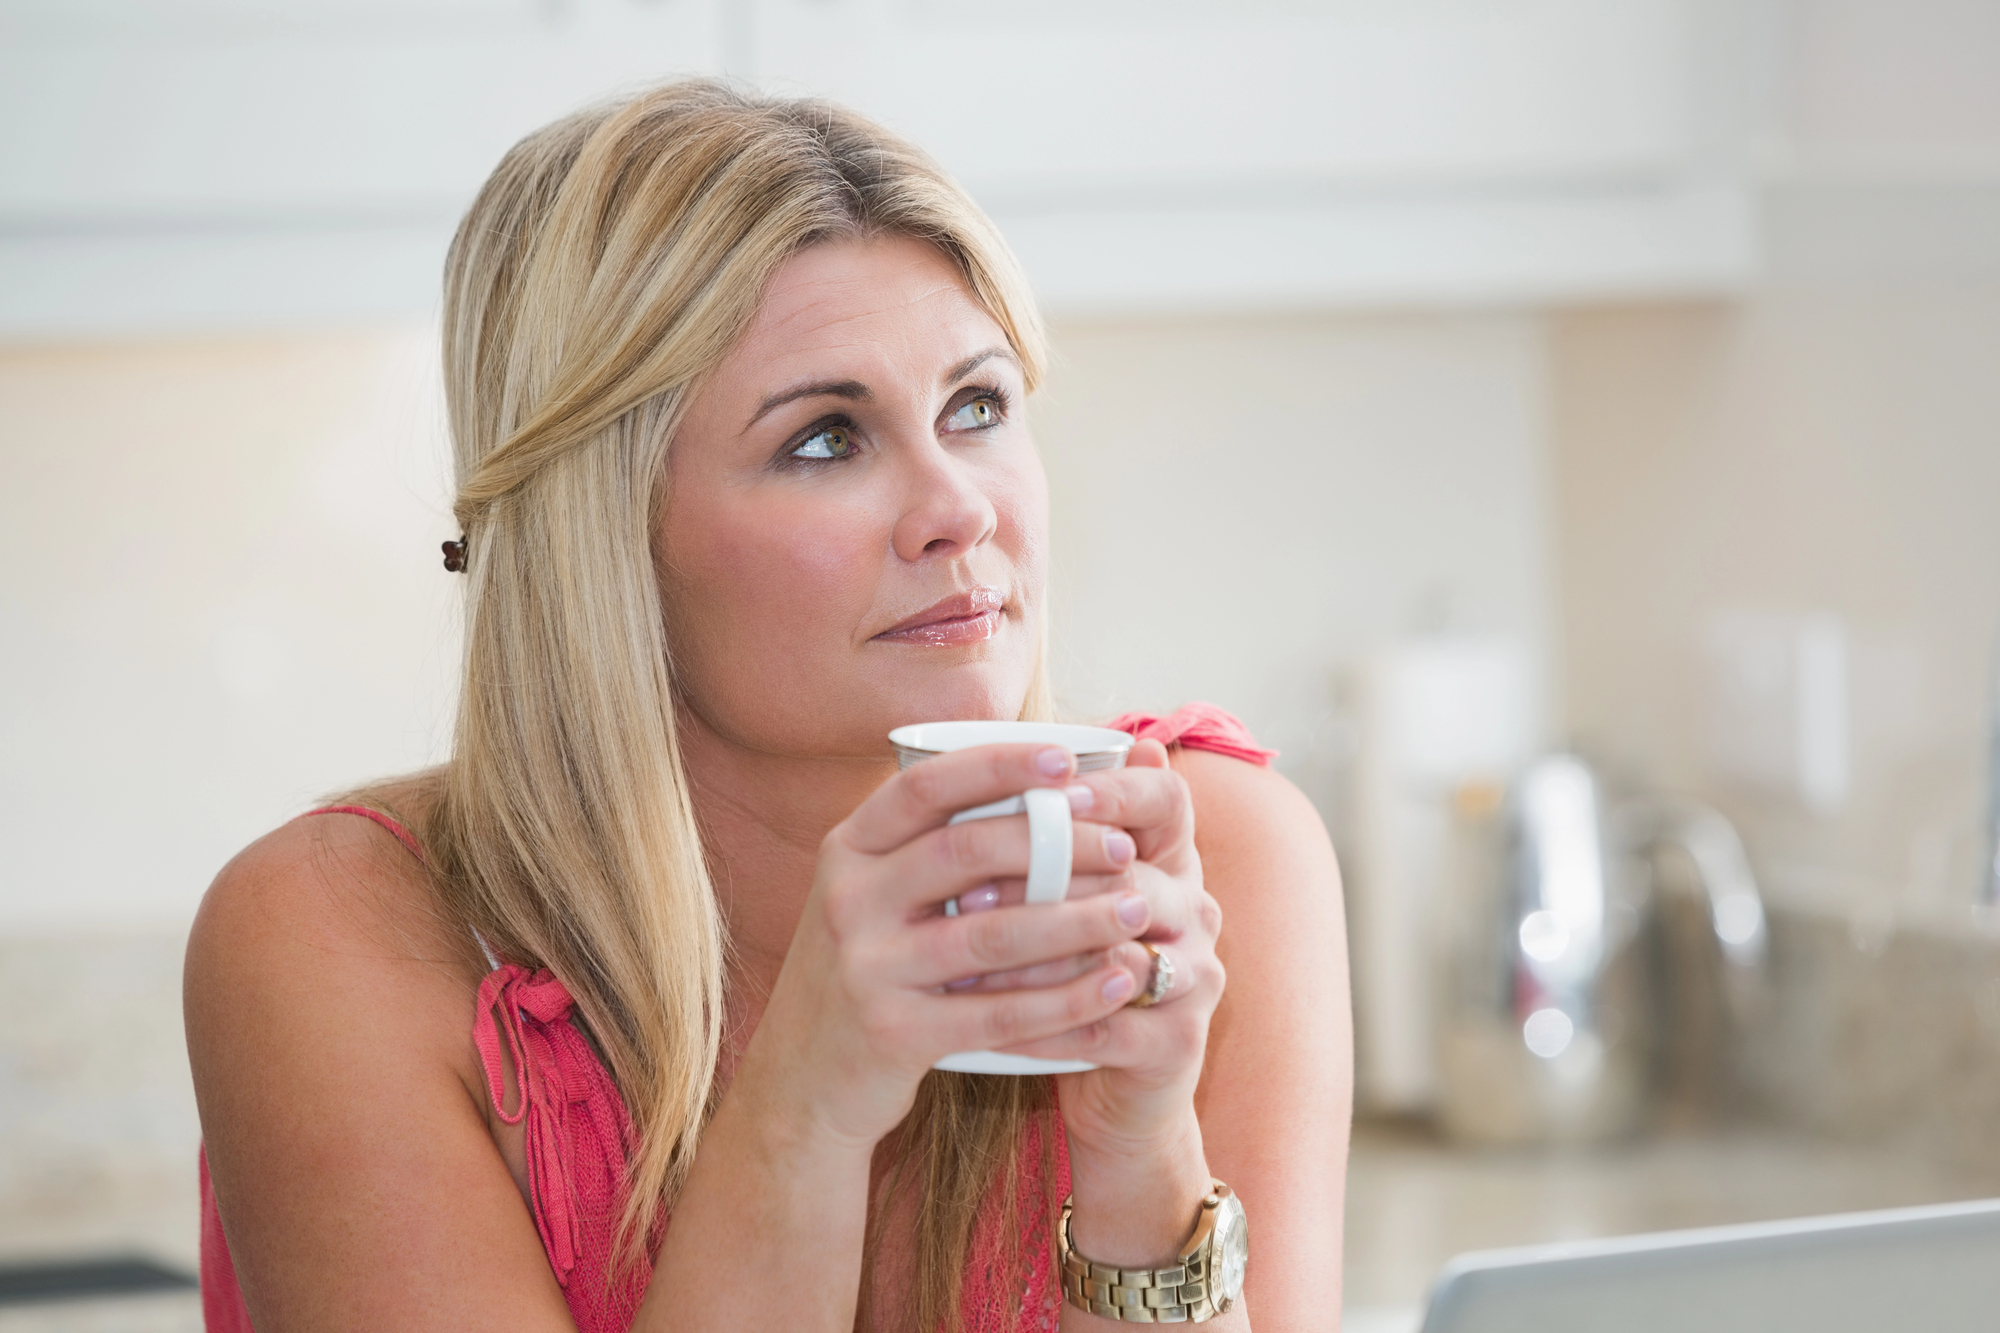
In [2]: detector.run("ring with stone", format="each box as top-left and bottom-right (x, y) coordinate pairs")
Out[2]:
(1126, 942), (1175, 1009)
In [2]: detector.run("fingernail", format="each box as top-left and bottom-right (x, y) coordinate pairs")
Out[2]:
(1102, 970), (1135, 1004)
(1104, 830), (1136, 866)
(945, 976), (979, 992)
(1036, 747), (1073, 779)
(1116, 893), (1149, 929)
(1066, 784), (1095, 814)
(958, 884), (1001, 914)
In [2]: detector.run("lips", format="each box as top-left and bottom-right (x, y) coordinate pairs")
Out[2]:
(873, 587), (1005, 646)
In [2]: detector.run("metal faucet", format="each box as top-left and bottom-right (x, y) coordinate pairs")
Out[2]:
(1432, 755), (1768, 1144)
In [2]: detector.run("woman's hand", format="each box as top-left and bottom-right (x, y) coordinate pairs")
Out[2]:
(734, 742), (1158, 1151)
(973, 739), (1223, 1157)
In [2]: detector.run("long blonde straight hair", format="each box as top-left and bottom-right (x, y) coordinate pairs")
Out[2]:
(414, 80), (1058, 1331)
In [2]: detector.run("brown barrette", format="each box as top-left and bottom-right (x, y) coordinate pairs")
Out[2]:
(441, 536), (468, 572)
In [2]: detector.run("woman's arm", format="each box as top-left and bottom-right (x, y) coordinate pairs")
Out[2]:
(1184, 748), (1353, 1331)
(185, 817), (581, 1331)
(989, 742), (1348, 1332)
(189, 744), (1158, 1332)
(1016, 740), (1360, 1320)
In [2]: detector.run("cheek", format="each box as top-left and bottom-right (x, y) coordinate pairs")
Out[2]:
(664, 488), (885, 674)
(717, 498), (866, 608)
(992, 452), (1051, 595)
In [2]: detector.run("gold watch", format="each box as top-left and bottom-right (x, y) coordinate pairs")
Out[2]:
(1057, 1181), (1248, 1323)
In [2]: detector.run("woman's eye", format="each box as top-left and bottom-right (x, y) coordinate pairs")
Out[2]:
(791, 425), (856, 460)
(945, 397), (1001, 431)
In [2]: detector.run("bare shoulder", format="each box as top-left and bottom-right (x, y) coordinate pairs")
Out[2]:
(1167, 745), (1346, 1031)
(185, 797), (569, 1328)
(1169, 747), (1339, 904)
(185, 799), (486, 1138)
(187, 797), (478, 1027)
(185, 790), (488, 1110)
(1170, 747), (1354, 1317)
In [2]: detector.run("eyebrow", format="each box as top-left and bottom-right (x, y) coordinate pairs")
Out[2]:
(742, 346), (1021, 433)
(941, 346), (1019, 386)
(746, 378), (871, 431)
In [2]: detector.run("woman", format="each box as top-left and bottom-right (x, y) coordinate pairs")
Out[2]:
(184, 80), (1350, 1333)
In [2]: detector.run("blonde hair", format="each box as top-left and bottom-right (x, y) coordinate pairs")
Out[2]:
(418, 80), (1056, 1331)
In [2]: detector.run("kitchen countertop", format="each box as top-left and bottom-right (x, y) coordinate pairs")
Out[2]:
(3, 1119), (1996, 1331)
(1342, 1117), (2000, 1330)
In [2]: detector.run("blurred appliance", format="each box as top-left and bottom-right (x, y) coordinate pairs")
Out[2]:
(1984, 625), (2000, 908)
(1417, 1196), (2000, 1333)
(1433, 754), (1766, 1144)
(1350, 635), (1536, 1113)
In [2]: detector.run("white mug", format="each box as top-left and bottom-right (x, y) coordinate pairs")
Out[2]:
(888, 720), (1135, 1076)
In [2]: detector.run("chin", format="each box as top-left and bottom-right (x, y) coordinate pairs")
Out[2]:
(873, 665), (1031, 731)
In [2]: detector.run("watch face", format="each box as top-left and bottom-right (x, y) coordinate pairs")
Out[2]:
(1213, 1194), (1248, 1304)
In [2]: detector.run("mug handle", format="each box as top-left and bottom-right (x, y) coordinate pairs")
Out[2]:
(937, 786), (1096, 1075)
(945, 786), (1073, 905)
(1020, 786), (1075, 904)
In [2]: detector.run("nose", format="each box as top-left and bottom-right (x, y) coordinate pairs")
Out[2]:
(889, 440), (998, 563)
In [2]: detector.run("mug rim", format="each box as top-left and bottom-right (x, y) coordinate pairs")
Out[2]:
(887, 720), (1137, 757)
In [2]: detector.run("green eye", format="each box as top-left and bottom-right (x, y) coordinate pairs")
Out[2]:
(947, 397), (1000, 431)
(792, 425), (855, 459)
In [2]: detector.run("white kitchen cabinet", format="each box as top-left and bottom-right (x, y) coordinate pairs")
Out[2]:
(753, 0), (1696, 198)
(750, 0), (1749, 313)
(1, 1), (722, 220)
(0, 0), (1754, 335)
(0, 0), (728, 334)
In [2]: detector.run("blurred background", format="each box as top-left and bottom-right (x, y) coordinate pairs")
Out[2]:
(3, 1), (1999, 1329)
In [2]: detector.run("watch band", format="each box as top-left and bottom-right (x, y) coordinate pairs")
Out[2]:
(1056, 1182), (1240, 1323)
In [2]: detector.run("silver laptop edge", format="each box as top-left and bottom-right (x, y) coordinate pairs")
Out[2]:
(1419, 1195), (2000, 1333)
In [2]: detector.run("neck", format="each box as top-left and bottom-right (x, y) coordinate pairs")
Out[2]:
(674, 705), (897, 1009)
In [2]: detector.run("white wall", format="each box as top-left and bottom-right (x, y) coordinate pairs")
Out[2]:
(0, 311), (1559, 932)
(1546, 0), (2000, 929)
(1549, 288), (2000, 926)
(0, 326), (459, 930)
(1035, 312), (1556, 809)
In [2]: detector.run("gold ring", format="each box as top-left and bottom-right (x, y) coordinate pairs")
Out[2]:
(1126, 942), (1175, 1008)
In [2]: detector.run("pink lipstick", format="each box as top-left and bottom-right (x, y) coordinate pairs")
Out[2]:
(873, 587), (1005, 647)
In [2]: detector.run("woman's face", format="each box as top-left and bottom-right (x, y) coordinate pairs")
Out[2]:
(657, 234), (1047, 759)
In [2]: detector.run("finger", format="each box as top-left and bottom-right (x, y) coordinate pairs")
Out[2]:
(841, 744), (1075, 855)
(900, 889), (1152, 991)
(1072, 864), (1194, 944)
(1127, 737), (1171, 769)
(878, 810), (1139, 916)
(949, 882), (1003, 916)
(934, 957), (1139, 1055)
(941, 948), (1106, 994)
(993, 1011), (1164, 1071)
(944, 935), (1196, 998)
(955, 861), (1192, 940)
(994, 946), (1213, 1068)
(1068, 765), (1194, 866)
(941, 829), (1137, 913)
(1111, 940), (1197, 1008)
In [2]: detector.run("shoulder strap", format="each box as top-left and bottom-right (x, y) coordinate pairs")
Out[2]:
(300, 804), (426, 860)
(299, 805), (499, 970)
(1104, 702), (1278, 766)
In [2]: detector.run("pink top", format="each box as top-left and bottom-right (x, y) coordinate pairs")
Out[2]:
(198, 705), (1269, 1331)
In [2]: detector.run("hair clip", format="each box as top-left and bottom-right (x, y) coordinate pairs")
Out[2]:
(442, 537), (468, 572)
